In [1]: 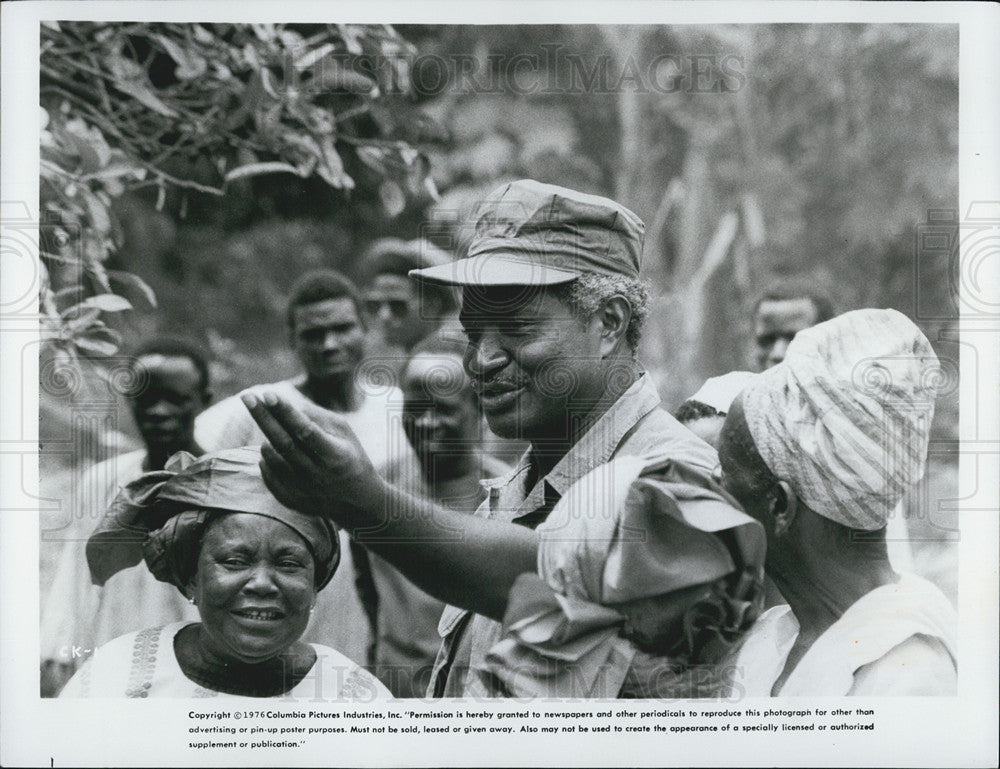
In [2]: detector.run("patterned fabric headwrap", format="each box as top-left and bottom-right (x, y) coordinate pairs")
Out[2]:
(740, 308), (941, 530)
(86, 447), (340, 592)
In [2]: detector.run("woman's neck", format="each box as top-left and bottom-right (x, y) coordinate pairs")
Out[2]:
(173, 623), (317, 697)
(769, 553), (896, 696)
(776, 551), (897, 635)
(771, 547), (898, 692)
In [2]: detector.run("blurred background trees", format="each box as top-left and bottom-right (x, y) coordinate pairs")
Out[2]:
(41, 22), (958, 395)
(405, 24), (958, 403)
(39, 21), (439, 459)
(39, 22), (959, 596)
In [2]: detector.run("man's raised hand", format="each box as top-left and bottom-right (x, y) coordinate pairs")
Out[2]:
(242, 390), (383, 522)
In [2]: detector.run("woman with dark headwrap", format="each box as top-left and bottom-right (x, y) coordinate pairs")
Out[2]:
(61, 447), (389, 699)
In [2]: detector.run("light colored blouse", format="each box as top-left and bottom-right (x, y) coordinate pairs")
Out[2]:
(60, 622), (392, 701)
(722, 573), (957, 696)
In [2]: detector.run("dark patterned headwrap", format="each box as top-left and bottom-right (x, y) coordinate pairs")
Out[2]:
(86, 447), (340, 592)
(477, 455), (765, 698)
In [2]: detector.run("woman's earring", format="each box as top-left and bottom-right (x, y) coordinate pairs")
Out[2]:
(188, 595), (196, 605)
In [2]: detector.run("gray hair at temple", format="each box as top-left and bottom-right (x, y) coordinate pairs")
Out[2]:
(550, 274), (650, 357)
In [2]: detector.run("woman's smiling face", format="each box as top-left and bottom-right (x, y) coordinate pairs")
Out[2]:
(189, 513), (316, 664)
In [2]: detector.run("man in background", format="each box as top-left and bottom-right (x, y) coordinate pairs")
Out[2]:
(363, 237), (518, 466)
(362, 238), (458, 360)
(369, 332), (509, 697)
(197, 269), (386, 449)
(195, 269), (413, 666)
(41, 337), (211, 695)
(751, 278), (835, 371)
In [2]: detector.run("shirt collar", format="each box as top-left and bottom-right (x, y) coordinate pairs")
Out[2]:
(488, 372), (661, 521)
(543, 372), (661, 497)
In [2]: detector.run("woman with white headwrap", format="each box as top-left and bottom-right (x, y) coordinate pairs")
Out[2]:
(716, 309), (956, 696)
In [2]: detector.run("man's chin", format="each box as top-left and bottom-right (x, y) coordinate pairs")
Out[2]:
(483, 412), (537, 442)
(312, 366), (354, 381)
(486, 411), (581, 446)
(141, 434), (185, 451)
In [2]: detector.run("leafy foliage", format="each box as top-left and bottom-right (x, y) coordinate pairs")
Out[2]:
(39, 21), (439, 359)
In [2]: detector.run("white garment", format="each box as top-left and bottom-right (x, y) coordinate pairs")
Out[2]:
(195, 377), (413, 665)
(60, 622), (391, 700)
(195, 377), (410, 469)
(725, 573), (956, 696)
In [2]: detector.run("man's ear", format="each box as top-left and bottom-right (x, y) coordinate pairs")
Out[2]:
(770, 481), (799, 537)
(598, 295), (632, 357)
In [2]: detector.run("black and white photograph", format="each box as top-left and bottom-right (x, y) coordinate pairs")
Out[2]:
(1, 2), (997, 767)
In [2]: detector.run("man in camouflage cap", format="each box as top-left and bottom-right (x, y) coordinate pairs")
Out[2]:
(245, 180), (724, 697)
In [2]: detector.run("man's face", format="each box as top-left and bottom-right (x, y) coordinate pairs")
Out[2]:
(401, 352), (478, 465)
(129, 354), (207, 452)
(364, 274), (426, 350)
(753, 298), (819, 370)
(291, 298), (366, 383)
(459, 285), (605, 442)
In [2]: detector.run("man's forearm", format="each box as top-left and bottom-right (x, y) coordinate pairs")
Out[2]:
(338, 478), (538, 622)
(241, 393), (536, 618)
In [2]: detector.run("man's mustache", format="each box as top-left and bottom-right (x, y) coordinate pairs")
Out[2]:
(470, 377), (528, 395)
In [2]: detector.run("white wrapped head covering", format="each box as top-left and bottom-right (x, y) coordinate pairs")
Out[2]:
(687, 371), (757, 414)
(740, 308), (940, 531)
